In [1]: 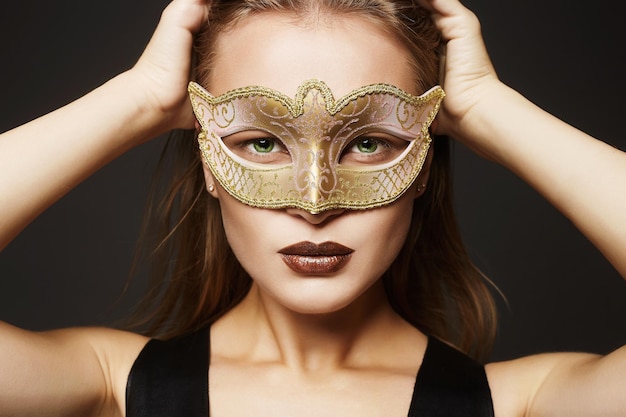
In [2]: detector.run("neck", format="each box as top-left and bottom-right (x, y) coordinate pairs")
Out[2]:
(212, 280), (424, 372)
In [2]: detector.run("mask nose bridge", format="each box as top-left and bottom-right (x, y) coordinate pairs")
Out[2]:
(295, 128), (343, 213)
(306, 138), (323, 207)
(286, 85), (353, 213)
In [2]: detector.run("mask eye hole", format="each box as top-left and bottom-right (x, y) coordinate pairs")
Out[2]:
(339, 133), (409, 166)
(222, 130), (291, 165)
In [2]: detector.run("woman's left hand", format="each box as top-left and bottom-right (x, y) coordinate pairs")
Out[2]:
(417, 0), (501, 145)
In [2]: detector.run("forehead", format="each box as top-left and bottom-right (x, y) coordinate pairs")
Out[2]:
(209, 12), (417, 97)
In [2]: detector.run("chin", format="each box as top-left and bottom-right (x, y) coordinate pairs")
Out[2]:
(285, 298), (355, 316)
(268, 280), (382, 316)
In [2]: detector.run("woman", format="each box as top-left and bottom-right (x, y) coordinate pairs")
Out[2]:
(0, 0), (625, 416)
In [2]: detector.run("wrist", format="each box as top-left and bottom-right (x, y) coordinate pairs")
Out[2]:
(112, 70), (192, 145)
(445, 81), (527, 164)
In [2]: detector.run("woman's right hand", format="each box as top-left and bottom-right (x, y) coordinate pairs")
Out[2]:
(127, 0), (208, 132)
(0, 0), (208, 250)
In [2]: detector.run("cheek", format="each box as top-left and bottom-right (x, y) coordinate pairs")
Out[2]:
(220, 202), (264, 255)
(378, 209), (413, 266)
(217, 195), (285, 272)
(348, 193), (415, 277)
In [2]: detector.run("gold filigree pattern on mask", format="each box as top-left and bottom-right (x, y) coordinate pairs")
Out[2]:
(189, 80), (444, 213)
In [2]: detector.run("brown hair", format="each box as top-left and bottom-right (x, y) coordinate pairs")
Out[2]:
(127, 0), (498, 362)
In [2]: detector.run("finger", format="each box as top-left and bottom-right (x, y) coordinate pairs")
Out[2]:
(417, 0), (468, 17)
(159, 0), (209, 34)
(140, 0), (209, 69)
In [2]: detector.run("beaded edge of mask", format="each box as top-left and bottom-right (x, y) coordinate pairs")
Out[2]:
(188, 80), (445, 212)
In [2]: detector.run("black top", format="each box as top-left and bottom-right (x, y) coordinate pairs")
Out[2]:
(126, 327), (493, 417)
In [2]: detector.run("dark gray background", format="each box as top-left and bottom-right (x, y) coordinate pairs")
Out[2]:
(0, 0), (624, 362)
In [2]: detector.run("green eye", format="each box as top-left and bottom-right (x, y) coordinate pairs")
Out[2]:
(252, 138), (275, 153)
(356, 138), (378, 153)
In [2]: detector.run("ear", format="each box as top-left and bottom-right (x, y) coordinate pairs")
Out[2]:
(414, 146), (434, 199)
(200, 154), (219, 199)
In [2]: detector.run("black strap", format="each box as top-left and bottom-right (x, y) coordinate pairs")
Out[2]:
(408, 337), (494, 417)
(126, 329), (492, 417)
(126, 327), (209, 417)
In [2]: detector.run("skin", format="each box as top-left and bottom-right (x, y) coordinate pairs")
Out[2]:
(205, 13), (424, 316)
(203, 14), (433, 416)
(0, 0), (625, 416)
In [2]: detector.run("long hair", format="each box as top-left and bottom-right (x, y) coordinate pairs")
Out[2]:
(127, 0), (498, 362)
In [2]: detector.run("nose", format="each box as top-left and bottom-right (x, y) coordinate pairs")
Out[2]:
(285, 207), (346, 225)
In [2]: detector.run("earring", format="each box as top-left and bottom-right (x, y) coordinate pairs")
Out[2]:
(417, 183), (427, 193)
(208, 184), (215, 193)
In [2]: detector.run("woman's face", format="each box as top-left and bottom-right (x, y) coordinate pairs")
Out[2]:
(204, 12), (428, 314)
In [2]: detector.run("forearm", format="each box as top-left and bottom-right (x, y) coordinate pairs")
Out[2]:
(0, 71), (171, 250)
(453, 83), (626, 277)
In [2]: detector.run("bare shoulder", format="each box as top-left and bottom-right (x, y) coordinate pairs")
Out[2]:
(60, 326), (151, 412)
(485, 348), (626, 417)
(0, 321), (149, 417)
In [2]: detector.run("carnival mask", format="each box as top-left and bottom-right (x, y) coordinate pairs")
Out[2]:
(188, 80), (444, 213)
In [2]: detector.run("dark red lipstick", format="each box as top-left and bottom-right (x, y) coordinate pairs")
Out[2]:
(278, 241), (354, 274)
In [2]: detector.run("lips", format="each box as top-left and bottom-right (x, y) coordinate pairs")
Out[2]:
(278, 241), (354, 274)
